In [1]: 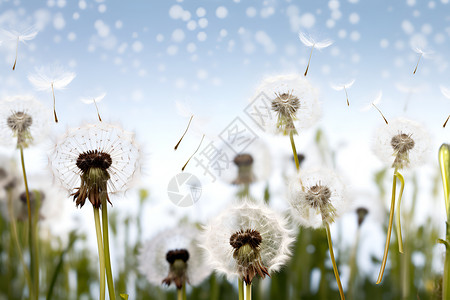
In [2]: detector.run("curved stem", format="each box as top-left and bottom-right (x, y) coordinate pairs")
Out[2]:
(238, 279), (244, 300)
(394, 171), (405, 253)
(20, 147), (38, 299)
(376, 171), (397, 284)
(7, 188), (33, 299)
(289, 131), (300, 172)
(13, 37), (18, 70)
(325, 223), (345, 300)
(51, 83), (58, 123)
(245, 283), (252, 300)
(101, 196), (116, 300)
(304, 46), (314, 76)
(93, 208), (106, 300)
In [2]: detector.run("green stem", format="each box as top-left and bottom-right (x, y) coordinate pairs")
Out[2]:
(94, 208), (106, 300)
(325, 223), (345, 300)
(238, 279), (244, 300)
(245, 283), (251, 300)
(19, 146), (38, 299)
(444, 221), (450, 300)
(7, 188), (34, 299)
(347, 230), (360, 300)
(394, 171), (405, 253)
(376, 169), (398, 284)
(177, 288), (182, 300)
(182, 283), (187, 300)
(289, 131), (300, 172)
(101, 196), (116, 300)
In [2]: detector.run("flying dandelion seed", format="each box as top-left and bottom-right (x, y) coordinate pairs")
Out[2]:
(440, 85), (450, 127)
(298, 32), (333, 76)
(181, 134), (205, 171)
(80, 92), (106, 122)
(174, 115), (193, 150)
(2, 26), (38, 71)
(361, 91), (388, 124)
(331, 79), (355, 106)
(412, 47), (433, 75)
(395, 83), (424, 111)
(28, 66), (76, 123)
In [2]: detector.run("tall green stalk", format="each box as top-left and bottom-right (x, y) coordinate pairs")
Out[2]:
(238, 279), (244, 300)
(245, 283), (252, 300)
(101, 195), (116, 300)
(439, 144), (450, 299)
(93, 208), (106, 300)
(19, 146), (38, 299)
(325, 223), (345, 300)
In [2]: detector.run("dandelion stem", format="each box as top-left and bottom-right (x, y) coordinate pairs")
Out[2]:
(182, 134), (205, 171)
(344, 87), (349, 106)
(182, 283), (186, 300)
(101, 196), (116, 300)
(304, 45), (314, 76)
(177, 288), (182, 300)
(289, 131), (300, 172)
(439, 144), (450, 299)
(413, 53), (422, 74)
(51, 83), (58, 123)
(93, 98), (102, 122)
(19, 146), (38, 299)
(7, 188), (34, 299)
(325, 223), (345, 300)
(13, 37), (19, 70)
(93, 208), (106, 300)
(394, 171), (405, 253)
(376, 170), (398, 284)
(245, 283), (252, 300)
(238, 279), (244, 300)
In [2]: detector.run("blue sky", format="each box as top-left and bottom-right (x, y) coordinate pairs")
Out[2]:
(0, 0), (449, 262)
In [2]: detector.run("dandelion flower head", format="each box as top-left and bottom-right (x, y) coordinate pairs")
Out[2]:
(373, 117), (430, 170)
(288, 168), (348, 228)
(0, 95), (50, 148)
(49, 122), (140, 208)
(138, 225), (212, 289)
(253, 74), (321, 135)
(200, 199), (293, 284)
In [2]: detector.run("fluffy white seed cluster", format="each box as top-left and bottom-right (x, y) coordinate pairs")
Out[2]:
(252, 74), (321, 135)
(373, 117), (430, 170)
(200, 199), (294, 282)
(288, 169), (349, 229)
(0, 95), (50, 148)
(138, 225), (212, 288)
(49, 122), (141, 197)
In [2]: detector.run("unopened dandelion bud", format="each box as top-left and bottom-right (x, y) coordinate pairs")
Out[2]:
(162, 249), (190, 289)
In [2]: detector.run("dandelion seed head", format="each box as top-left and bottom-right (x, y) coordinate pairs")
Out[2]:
(373, 117), (430, 169)
(49, 122), (141, 208)
(288, 169), (348, 228)
(253, 74), (321, 135)
(138, 225), (211, 289)
(200, 199), (294, 283)
(0, 95), (50, 148)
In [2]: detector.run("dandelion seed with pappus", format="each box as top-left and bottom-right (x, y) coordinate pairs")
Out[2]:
(372, 117), (430, 284)
(2, 26), (38, 70)
(288, 168), (349, 300)
(50, 122), (141, 300)
(28, 66), (76, 123)
(200, 199), (293, 300)
(298, 32), (333, 76)
(138, 225), (212, 299)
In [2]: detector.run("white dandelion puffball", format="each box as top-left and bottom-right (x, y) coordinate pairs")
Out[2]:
(251, 74), (321, 135)
(216, 138), (272, 185)
(0, 95), (50, 148)
(200, 199), (293, 283)
(49, 122), (141, 206)
(28, 66), (76, 91)
(138, 225), (212, 288)
(288, 168), (348, 229)
(373, 117), (430, 170)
